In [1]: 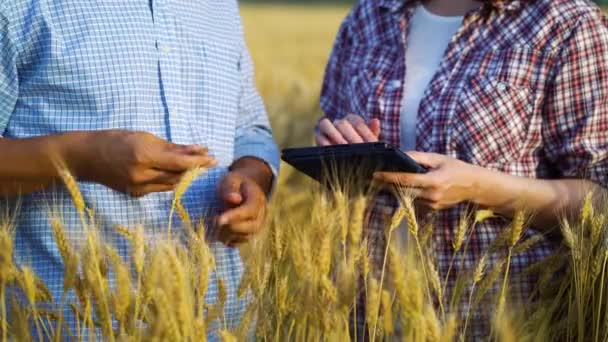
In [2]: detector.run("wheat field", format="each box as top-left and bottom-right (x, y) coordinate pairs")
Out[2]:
(0, 4), (605, 342)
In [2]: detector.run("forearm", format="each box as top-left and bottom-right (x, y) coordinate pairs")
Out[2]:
(0, 132), (92, 195)
(473, 168), (605, 231)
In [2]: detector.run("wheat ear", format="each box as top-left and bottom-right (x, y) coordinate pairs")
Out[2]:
(168, 168), (207, 238)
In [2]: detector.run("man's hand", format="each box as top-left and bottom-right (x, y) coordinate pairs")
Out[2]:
(374, 152), (479, 211)
(77, 130), (217, 197)
(216, 157), (273, 247)
(316, 114), (381, 146)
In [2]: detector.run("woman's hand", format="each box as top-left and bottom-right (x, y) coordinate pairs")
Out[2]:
(316, 114), (381, 145)
(374, 151), (607, 232)
(374, 152), (480, 211)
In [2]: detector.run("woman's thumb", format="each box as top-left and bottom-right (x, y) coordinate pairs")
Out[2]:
(369, 119), (381, 137)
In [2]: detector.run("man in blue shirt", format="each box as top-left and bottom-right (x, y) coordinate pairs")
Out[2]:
(0, 0), (279, 335)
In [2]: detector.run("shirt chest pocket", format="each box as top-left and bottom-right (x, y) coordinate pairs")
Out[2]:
(450, 75), (535, 166)
(346, 44), (401, 118)
(447, 44), (548, 166)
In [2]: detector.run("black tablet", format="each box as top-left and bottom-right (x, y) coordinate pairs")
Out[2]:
(281, 142), (427, 183)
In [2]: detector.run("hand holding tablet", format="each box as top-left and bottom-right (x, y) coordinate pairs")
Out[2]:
(281, 143), (427, 184)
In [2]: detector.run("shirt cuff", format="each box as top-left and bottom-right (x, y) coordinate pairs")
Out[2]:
(233, 129), (281, 190)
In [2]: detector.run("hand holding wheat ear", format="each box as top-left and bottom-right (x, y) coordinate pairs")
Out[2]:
(72, 130), (216, 197)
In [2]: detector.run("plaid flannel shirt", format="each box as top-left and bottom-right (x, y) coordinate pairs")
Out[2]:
(320, 0), (608, 338)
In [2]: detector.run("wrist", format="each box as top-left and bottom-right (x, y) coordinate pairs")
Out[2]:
(467, 165), (497, 208)
(55, 131), (97, 181)
(229, 157), (273, 195)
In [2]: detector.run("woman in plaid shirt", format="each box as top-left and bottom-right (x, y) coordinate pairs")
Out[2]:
(317, 0), (608, 337)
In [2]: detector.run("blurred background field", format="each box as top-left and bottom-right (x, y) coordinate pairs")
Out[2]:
(241, 4), (349, 151)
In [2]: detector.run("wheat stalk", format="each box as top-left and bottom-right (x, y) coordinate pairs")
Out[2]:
(219, 330), (237, 342)
(55, 166), (88, 231)
(380, 289), (394, 336)
(19, 267), (44, 339)
(475, 210), (496, 224)
(509, 211), (525, 248)
(427, 259), (443, 304)
(349, 196), (367, 247)
(168, 168), (207, 238)
(424, 305), (441, 341)
(439, 314), (458, 342)
(105, 246), (131, 332)
(453, 212), (468, 252)
(513, 235), (544, 255)
(365, 277), (380, 338)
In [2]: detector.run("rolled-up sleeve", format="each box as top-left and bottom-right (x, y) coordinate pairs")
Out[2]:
(542, 14), (608, 189)
(0, 4), (18, 137)
(233, 39), (280, 178)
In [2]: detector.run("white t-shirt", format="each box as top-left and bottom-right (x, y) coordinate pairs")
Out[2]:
(400, 5), (463, 151)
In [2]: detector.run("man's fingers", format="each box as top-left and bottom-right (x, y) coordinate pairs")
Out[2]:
(217, 182), (264, 231)
(218, 174), (244, 207)
(172, 144), (209, 156)
(227, 237), (251, 248)
(221, 219), (260, 235)
(128, 183), (176, 197)
(217, 206), (255, 229)
(148, 171), (184, 186)
(156, 153), (217, 173)
(215, 222), (256, 244)
(225, 233), (255, 247)
(319, 119), (348, 145)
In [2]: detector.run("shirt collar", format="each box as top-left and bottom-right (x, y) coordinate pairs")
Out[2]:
(378, 0), (524, 14)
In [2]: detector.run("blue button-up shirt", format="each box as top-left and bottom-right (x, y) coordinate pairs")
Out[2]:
(0, 0), (279, 337)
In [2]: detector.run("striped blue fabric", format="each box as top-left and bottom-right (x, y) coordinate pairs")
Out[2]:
(0, 0), (279, 338)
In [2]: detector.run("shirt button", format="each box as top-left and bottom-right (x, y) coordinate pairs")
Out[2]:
(497, 84), (507, 91)
(162, 46), (171, 54)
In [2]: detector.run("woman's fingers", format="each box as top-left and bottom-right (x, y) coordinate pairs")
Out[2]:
(345, 114), (380, 142)
(316, 114), (380, 146)
(373, 171), (433, 188)
(333, 119), (364, 143)
(315, 133), (332, 146)
(318, 115), (382, 145)
(319, 118), (348, 145)
(405, 151), (444, 168)
(369, 119), (381, 138)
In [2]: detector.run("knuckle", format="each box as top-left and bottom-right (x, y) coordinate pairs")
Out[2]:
(355, 122), (368, 132)
(320, 119), (332, 130)
(128, 169), (144, 185)
(428, 192), (442, 203)
(335, 120), (348, 129)
(131, 149), (147, 165)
